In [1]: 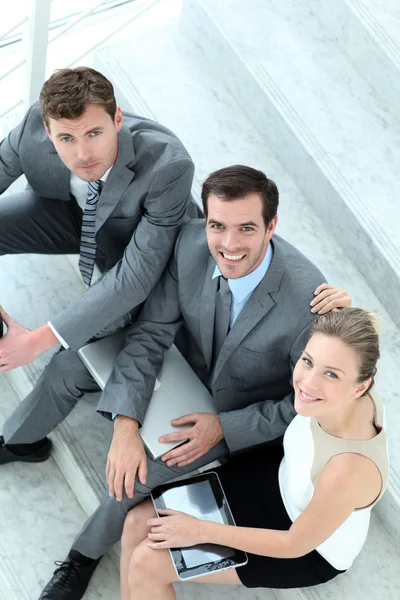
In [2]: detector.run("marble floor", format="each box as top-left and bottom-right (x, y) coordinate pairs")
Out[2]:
(0, 374), (121, 600)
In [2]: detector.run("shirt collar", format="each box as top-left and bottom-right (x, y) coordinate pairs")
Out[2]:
(212, 243), (273, 302)
(100, 166), (113, 183)
(71, 165), (113, 186)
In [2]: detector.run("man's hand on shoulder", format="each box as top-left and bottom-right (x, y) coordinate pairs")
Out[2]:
(106, 415), (147, 501)
(310, 283), (352, 315)
(0, 307), (58, 371)
(159, 412), (224, 468)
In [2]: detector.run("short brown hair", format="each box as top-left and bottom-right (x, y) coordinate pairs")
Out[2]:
(40, 67), (117, 127)
(311, 308), (380, 396)
(201, 165), (279, 228)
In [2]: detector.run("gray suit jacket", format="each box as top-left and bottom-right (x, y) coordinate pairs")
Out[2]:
(0, 102), (198, 349)
(98, 220), (326, 453)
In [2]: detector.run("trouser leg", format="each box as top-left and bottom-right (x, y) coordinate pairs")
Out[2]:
(3, 349), (100, 444)
(71, 440), (230, 559)
(0, 190), (82, 255)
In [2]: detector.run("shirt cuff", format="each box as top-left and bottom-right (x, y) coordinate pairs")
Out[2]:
(47, 321), (70, 349)
(112, 413), (118, 420)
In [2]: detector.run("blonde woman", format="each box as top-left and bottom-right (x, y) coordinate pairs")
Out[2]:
(120, 308), (388, 598)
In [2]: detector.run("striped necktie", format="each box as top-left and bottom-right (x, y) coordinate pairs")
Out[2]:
(78, 180), (102, 286)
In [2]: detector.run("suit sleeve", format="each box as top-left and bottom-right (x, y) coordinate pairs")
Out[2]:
(0, 109), (29, 193)
(96, 242), (184, 422)
(50, 157), (194, 349)
(218, 322), (312, 453)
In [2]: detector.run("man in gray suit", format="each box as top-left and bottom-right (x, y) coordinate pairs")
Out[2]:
(0, 66), (197, 370)
(25, 165), (348, 599)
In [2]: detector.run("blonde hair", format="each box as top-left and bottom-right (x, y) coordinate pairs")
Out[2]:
(311, 308), (380, 395)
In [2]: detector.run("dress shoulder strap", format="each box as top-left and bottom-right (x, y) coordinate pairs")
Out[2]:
(310, 392), (389, 506)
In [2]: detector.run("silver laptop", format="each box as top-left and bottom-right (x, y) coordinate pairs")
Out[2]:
(78, 332), (216, 459)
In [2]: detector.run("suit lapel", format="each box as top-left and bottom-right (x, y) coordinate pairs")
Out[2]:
(46, 153), (71, 201)
(199, 256), (219, 370)
(212, 239), (285, 384)
(95, 126), (136, 232)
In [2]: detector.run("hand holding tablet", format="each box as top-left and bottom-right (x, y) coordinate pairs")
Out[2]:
(147, 508), (206, 549)
(150, 473), (247, 580)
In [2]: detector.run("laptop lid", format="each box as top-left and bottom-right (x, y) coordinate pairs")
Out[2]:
(78, 334), (216, 459)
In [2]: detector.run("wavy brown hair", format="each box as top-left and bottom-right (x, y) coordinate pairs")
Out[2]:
(40, 67), (116, 127)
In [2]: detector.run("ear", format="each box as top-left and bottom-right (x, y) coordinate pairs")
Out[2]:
(355, 378), (372, 398)
(44, 122), (52, 141)
(267, 214), (278, 236)
(114, 106), (123, 132)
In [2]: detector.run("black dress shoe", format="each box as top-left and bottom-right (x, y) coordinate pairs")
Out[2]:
(38, 557), (101, 600)
(0, 436), (52, 465)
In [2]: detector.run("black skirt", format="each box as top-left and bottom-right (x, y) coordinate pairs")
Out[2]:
(211, 444), (346, 589)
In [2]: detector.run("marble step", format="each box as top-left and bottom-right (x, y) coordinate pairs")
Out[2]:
(0, 371), (120, 600)
(0, 14), (399, 598)
(311, 0), (400, 123)
(182, 0), (400, 332)
(94, 23), (400, 550)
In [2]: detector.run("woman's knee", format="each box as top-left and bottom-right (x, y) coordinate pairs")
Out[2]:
(121, 500), (154, 550)
(129, 540), (175, 587)
(129, 542), (160, 582)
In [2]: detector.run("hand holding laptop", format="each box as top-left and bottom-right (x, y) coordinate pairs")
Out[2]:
(107, 410), (223, 500)
(78, 335), (220, 499)
(159, 412), (224, 468)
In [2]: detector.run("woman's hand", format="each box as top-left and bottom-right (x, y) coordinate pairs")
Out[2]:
(310, 283), (352, 314)
(147, 509), (206, 549)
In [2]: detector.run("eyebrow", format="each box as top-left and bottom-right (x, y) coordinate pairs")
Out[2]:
(207, 219), (259, 228)
(55, 127), (104, 139)
(303, 350), (346, 375)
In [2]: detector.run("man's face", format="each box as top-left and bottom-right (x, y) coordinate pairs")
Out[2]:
(206, 192), (277, 279)
(46, 103), (123, 182)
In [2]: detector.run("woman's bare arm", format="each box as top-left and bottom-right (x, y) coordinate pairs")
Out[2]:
(198, 453), (381, 559)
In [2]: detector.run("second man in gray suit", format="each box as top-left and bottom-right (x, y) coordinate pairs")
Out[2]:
(13, 164), (349, 600)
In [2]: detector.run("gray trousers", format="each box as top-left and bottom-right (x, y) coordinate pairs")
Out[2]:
(3, 349), (229, 558)
(0, 190), (82, 256)
(0, 190), (230, 558)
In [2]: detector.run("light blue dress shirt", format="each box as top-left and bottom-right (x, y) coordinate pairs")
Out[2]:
(212, 243), (273, 327)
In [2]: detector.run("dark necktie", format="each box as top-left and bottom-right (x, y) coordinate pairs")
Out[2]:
(78, 180), (102, 286)
(213, 276), (233, 363)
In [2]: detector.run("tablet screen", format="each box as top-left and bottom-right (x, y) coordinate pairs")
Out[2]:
(161, 480), (235, 567)
(151, 472), (247, 580)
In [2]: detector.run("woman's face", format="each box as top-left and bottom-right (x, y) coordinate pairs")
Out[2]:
(293, 333), (369, 418)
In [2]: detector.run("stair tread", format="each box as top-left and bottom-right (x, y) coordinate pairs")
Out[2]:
(359, 0), (400, 52)
(0, 373), (120, 600)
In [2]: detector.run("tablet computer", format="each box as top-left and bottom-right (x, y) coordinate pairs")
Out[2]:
(150, 472), (248, 581)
